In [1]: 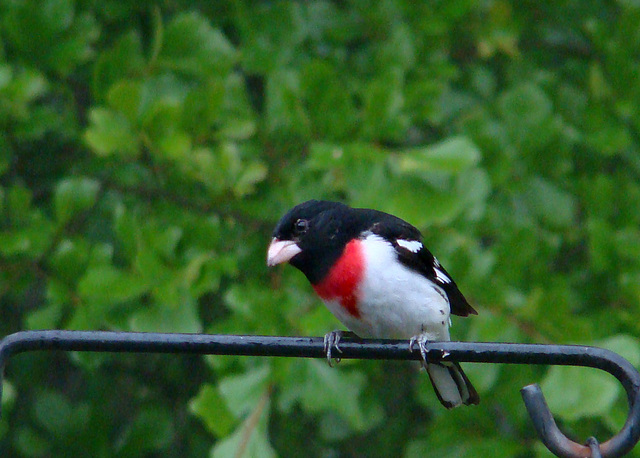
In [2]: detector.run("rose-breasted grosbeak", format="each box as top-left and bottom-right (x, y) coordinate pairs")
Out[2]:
(267, 200), (479, 408)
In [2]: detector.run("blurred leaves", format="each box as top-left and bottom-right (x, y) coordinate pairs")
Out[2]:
(396, 137), (481, 174)
(158, 12), (236, 77)
(54, 177), (100, 224)
(189, 384), (235, 438)
(84, 108), (139, 157)
(278, 360), (383, 433)
(1, 0), (98, 76)
(542, 335), (640, 421)
(542, 365), (620, 421)
(117, 406), (175, 456)
(1, 1), (640, 457)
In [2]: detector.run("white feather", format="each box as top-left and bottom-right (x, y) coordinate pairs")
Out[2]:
(427, 363), (463, 406)
(434, 267), (451, 284)
(396, 239), (422, 253)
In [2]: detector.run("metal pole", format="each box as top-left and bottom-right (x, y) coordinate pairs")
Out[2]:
(0, 331), (638, 457)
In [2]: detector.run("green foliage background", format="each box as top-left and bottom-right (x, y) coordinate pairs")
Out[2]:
(1, 0), (640, 456)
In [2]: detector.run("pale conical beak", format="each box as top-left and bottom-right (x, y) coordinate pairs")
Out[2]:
(267, 238), (302, 266)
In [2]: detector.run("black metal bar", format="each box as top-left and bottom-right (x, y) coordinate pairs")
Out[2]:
(0, 330), (638, 458)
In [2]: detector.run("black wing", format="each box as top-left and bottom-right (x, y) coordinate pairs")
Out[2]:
(404, 245), (477, 317)
(364, 211), (477, 317)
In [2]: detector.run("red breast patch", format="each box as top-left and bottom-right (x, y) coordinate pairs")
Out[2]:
(312, 239), (364, 318)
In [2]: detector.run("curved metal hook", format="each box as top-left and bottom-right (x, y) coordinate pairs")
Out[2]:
(522, 385), (640, 457)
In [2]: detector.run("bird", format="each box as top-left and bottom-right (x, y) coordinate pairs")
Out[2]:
(267, 200), (479, 408)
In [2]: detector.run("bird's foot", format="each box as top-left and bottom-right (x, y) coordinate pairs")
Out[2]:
(323, 330), (356, 367)
(409, 334), (430, 370)
(409, 334), (450, 369)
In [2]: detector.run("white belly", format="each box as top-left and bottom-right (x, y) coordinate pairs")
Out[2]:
(323, 234), (451, 341)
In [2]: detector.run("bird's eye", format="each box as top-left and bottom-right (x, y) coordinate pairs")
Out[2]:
(294, 219), (309, 234)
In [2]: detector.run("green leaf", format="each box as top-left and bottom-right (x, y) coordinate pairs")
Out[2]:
(218, 365), (271, 419)
(189, 384), (236, 438)
(237, 2), (306, 74)
(361, 70), (408, 142)
(13, 427), (50, 457)
(354, 175), (461, 228)
(84, 108), (139, 157)
(379, 23), (416, 71)
(211, 395), (275, 458)
(157, 129), (192, 159)
(617, 0), (640, 8)
(159, 12), (236, 76)
(0, 216), (56, 257)
(455, 168), (491, 220)
(541, 365), (619, 420)
(1, 0), (98, 76)
(6, 183), (32, 220)
(77, 265), (148, 304)
(33, 390), (74, 437)
(1, 381), (16, 414)
(280, 360), (378, 432)
(106, 80), (143, 122)
(498, 83), (554, 150)
(498, 83), (553, 130)
(301, 60), (357, 140)
(26, 302), (63, 330)
(0, 65), (12, 90)
(524, 177), (577, 228)
(396, 137), (481, 174)
(181, 78), (226, 135)
(587, 217), (614, 272)
(92, 31), (145, 99)
(0, 231), (33, 256)
(113, 204), (138, 262)
(217, 119), (257, 141)
(264, 70), (310, 141)
(597, 334), (640, 367)
(406, 437), (523, 458)
(54, 177), (100, 224)
(42, 0), (74, 33)
(614, 227), (640, 264)
(46, 13), (98, 76)
(117, 406), (174, 456)
(128, 294), (202, 333)
(234, 161), (268, 197)
(6, 68), (49, 104)
(183, 251), (216, 291)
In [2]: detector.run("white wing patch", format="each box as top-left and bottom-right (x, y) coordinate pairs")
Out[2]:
(397, 239), (422, 253)
(434, 267), (452, 284)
